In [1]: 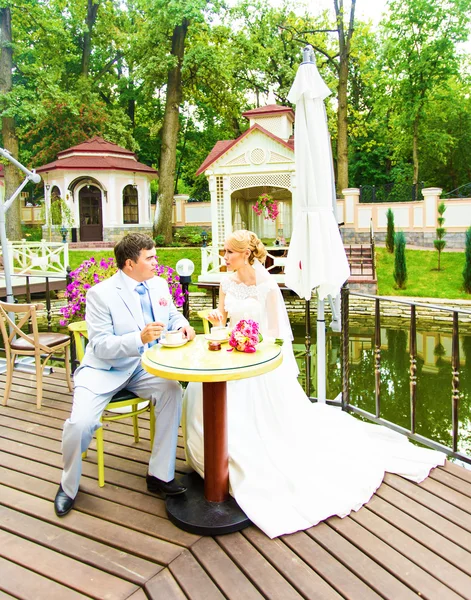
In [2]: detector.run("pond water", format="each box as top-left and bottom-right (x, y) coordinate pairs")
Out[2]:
(287, 321), (470, 458)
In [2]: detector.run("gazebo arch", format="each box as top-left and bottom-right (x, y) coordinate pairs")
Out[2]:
(196, 105), (296, 248)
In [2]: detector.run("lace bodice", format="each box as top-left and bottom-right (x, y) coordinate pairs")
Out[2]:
(222, 277), (272, 333)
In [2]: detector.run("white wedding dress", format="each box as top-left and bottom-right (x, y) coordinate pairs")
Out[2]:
(183, 275), (446, 539)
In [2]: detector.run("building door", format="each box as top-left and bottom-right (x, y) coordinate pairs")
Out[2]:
(79, 186), (103, 241)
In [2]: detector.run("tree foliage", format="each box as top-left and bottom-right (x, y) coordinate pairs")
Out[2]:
(1, 0), (471, 243)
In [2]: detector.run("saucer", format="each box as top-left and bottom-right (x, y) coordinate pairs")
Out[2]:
(159, 339), (188, 348)
(204, 334), (230, 343)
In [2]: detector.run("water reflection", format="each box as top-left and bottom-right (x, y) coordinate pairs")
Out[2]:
(289, 321), (471, 458)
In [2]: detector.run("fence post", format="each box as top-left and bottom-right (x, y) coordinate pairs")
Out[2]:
(451, 311), (460, 453)
(341, 283), (350, 410)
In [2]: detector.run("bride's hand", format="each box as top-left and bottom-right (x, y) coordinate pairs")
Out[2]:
(207, 309), (224, 325)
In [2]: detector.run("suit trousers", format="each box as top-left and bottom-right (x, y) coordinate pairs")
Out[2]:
(61, 365), (182, 498)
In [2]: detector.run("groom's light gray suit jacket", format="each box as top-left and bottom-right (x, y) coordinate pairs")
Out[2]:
(74, 270), (188, 394)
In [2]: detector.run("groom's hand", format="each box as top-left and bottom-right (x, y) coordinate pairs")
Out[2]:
(141, 321), (165, 345)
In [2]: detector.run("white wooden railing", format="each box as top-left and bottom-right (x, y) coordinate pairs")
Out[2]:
(199, 245), (287, 283)
(2, 240), (69, 276)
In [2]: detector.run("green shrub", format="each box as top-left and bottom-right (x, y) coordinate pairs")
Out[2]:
(463, 227), (471, 294)
(394, 231), (407, 289)
(172, 226), (211, 246)
(433, 201), (447, 271)
(386, 208), (395, 253)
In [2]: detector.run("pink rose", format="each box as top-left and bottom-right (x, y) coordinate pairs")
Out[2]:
(159, 297), (168, 306)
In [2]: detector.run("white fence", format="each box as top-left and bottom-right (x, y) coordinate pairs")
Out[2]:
(2, 240), (69, 276)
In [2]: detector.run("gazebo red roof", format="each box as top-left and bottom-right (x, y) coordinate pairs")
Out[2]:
(195, 124), (294, 177)
(242, 104), (294, 119)
(36, 136), (158, 176)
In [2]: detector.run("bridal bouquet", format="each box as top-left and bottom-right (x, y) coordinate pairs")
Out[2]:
(228, 319), (261, 353)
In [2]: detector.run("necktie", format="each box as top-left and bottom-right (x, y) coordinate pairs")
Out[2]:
(136, 283), (156, 346)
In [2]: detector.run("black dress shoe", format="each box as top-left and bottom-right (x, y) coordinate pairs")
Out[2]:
(54, 484), (75, 517)
(146, 474), (187, 496)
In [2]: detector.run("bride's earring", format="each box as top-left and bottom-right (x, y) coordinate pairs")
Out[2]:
(244, 259), (248, 265)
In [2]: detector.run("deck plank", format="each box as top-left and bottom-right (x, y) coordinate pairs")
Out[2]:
(0, 556), (88, 600)
(145, 568), (187, 600)
(169, 549), (226, 599)
(0, 504), (161, 585)
(244, 527), (343, 600)
(0, 529), (139, 600)
(385, 473), (471, 533)
(2, 371), (471, 599)
(366, 494), (471, 575)
(0, 483), (184, 565)
(377, 482), (471, 552)
(283, 529), (383, 600)
(350, 507), (470, 598)
(217, 532), (307, 600)
(191, 536), (264, 600)
(304, 519), (418, 599)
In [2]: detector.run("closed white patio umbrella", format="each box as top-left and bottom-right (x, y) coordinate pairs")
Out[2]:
(285, 45), (350, 402)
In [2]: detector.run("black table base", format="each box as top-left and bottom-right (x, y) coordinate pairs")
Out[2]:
(166, 472), (251, 535)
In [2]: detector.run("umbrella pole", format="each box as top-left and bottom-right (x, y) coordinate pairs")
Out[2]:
(304, 299), (311, 398)
(317, 297), (326, 403)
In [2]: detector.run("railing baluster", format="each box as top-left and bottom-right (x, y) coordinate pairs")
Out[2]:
(341, 284), (350, 410)
(304, 299), (311, 398)
(375, 298), (381, 418)
(45, 277), (52, 331)
(409, 304), (417, 434)
(451, 311), (460, 453)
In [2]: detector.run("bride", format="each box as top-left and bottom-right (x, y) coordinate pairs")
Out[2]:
(183, 230), (446, 539)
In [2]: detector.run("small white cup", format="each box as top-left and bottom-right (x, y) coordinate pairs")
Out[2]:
(211, 326), (230, 341)
(164, 330), (184, 345)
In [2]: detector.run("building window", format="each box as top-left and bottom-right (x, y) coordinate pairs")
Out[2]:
(123, 185), (138, 224)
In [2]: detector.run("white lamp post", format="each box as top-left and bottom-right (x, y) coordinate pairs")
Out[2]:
(176, 258), (195, 320)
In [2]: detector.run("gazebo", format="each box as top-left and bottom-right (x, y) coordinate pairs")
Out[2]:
(196, 105), (296, 249)
(36, 137), (158, 243)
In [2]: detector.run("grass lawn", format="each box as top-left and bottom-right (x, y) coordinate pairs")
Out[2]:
(69, 247), (202, 290)
(376, 246), (469, 299)
(69, 246), (471, 300)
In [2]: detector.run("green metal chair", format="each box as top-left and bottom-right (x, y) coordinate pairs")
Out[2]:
(68, 321), (155, 487)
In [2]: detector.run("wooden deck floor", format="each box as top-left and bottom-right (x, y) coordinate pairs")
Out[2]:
(2, 371), (471, 600)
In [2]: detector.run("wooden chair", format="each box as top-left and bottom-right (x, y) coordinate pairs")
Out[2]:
(68, 321), (155, 487)
(0, 300), (72, 408)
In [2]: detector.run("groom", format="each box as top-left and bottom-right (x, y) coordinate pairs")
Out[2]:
(54, 233), (195, 516)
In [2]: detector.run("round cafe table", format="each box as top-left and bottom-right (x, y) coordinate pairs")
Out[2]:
(142, 334), (282, 535)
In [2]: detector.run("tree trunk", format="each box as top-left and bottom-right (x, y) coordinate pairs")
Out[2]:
(336, 55), (349, 192)
(334, 0), (356, 193)
(0, 7), (22, 241)
(155, 20), (188, 244)
(81, 0), (100, 77)
(412, 115), (419, 184)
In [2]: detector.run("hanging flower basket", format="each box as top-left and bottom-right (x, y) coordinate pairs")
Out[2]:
(252, 193), (279, 222)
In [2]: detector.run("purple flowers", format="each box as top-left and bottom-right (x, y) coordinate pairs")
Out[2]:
(59, 256), (187, 325)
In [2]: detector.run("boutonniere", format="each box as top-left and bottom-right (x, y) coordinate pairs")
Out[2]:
(158, 297), (168, 307)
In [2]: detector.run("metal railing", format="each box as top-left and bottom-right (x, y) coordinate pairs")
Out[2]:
(360, 182), (424, 203)
(340, 286), (471, 465)
(443, 182), (471, 199)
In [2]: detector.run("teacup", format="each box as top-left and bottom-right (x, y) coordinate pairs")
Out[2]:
(164, 330), (184, 345)
(210, 326), (230, 341)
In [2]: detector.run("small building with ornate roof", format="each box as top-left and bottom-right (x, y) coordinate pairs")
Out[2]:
(196, 104), (296, 250)
(36, 136), (158, 242)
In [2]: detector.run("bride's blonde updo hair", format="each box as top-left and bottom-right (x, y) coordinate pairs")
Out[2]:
(226, 230), (267, 265)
